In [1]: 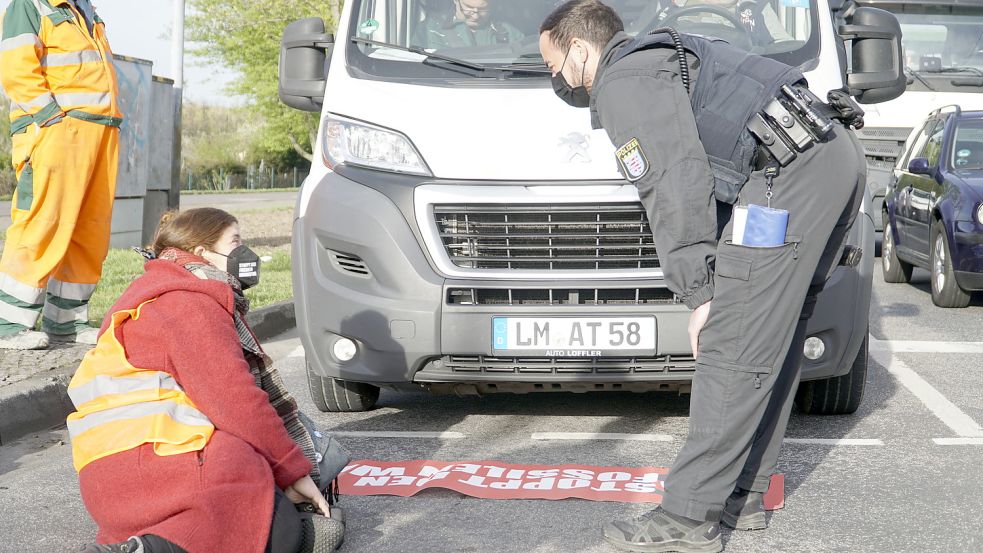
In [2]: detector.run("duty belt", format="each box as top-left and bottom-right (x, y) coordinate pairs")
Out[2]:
(746, 84), (863, 167)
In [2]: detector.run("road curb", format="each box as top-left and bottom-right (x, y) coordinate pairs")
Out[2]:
(0, 300), (297, 446)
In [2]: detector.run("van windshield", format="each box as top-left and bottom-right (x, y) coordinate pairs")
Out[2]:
(888, 5), (983, 93)
(348, 0), (819, 81)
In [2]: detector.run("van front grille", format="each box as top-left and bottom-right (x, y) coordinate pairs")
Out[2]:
(446, 287), (678, 305)
(855, 126), (913, 161)
(433, 203), (659, 271)
(428, 354), (696, 374)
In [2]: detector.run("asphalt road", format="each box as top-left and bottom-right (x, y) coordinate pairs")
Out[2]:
(0, 191), (298, 234)
(1, 263), (981, 553)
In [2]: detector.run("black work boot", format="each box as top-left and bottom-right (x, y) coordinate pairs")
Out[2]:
(602, 506), (722, 553)
(78, 537), (144, 553)
(299, 512), (345, 553)
(722, 488), (767, 531)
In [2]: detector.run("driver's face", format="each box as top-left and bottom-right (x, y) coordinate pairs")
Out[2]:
(457, 0), (491, 30)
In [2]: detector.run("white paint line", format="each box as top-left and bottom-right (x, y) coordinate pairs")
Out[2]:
(933, 438), (983, 446)
(784, 438), (884, 446)
(329, 431), (466, 439)
(870, 348), (983, 438)
(870, 339), (983, 354)
(288, 346), (305, 358)
(530, 432), (674, 442)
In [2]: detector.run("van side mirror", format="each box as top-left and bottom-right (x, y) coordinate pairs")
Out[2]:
(908, 157), (931, 175)
(278, 18), (334, 112)
(838, 7), (905, 104)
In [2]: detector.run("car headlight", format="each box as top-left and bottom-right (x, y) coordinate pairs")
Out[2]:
(977, 203), (983, 225)
(322, 114), (431, 176)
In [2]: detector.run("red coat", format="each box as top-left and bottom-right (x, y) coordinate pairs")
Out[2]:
(78, 259), (312, 553)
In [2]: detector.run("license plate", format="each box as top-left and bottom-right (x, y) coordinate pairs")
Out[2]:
(492, 317), (657, 356)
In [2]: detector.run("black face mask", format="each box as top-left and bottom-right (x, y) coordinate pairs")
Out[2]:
(214, 245), (261, 290)
(551, 47), (590, 108)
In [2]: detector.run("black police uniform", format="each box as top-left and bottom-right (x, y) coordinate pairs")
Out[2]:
(589, 31), (866, 522)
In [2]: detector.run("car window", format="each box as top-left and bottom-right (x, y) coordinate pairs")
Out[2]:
(917, 119), (946, 167)
(904, 119), (939, 169)
(951, 119), (983, 170)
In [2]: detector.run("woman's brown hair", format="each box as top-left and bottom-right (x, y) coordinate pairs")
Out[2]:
(150, 208), (238, 256)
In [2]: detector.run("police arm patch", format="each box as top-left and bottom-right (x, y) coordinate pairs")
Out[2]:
(615, 138), (649, 182)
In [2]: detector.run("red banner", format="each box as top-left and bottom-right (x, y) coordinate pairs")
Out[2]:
(338, 460), (785, 509)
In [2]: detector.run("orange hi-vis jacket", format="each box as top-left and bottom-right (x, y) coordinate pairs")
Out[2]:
(0, 0), (121, 146)
(67, 300), (215, 473)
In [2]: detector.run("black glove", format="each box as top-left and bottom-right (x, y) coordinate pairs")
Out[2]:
(827, 89), (865, 130)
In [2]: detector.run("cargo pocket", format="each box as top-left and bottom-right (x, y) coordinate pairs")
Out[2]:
(700, 237), (801, 375)
(15, 162), (34, 212)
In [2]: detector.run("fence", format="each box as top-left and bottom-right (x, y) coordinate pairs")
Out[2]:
(182, 166), (309, 191)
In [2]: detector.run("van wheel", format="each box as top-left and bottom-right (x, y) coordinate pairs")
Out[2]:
(881, 220), (912, 283)
(307, 363), (380, 412)
(931, 220), (972, 308)
(796, 335), (867, 416)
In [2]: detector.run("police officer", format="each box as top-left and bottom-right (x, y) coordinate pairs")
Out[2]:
(538, 1), (866, 552)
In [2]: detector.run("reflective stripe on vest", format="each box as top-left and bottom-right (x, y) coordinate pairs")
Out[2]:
(66, 299), (214, 472)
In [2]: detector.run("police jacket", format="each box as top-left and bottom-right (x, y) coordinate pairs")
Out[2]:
(590, 32), (718, 309)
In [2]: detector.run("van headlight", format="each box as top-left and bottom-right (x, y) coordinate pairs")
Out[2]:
(322, 114), (431, 176)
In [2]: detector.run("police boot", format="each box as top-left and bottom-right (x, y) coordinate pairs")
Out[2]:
(602, 506), (722, 553)
(298, 512), (345, 553)
(77, 537), (145, 552)
(721, 488), (767, 531)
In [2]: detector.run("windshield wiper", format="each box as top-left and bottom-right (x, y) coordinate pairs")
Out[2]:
(938, 66), (983, 78)
(351, 37), (488, 73)
(351, 37), (551, 77)
(495, 62), (552, 74)
(905, 68), (936, 91)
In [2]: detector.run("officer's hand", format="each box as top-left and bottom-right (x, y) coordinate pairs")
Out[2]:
(285, 475), (332, 516)
(688, 301), (711, 358)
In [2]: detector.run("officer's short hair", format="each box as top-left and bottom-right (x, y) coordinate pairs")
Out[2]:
(540, 0), (624, 52)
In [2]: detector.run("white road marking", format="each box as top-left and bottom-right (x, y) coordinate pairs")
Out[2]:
(330, 431), (466, 439)
(288, 346), (305, 358)
(870, 343), (983, 438)
(933, 438), (983, 446)
(783, 438), (884, 446)
(871, 340), (983, 354)
(530, 432), (674, 442)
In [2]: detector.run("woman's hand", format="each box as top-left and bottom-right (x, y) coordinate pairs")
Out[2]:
(688, 301), (711, 358)
(284, 475), (331, 516)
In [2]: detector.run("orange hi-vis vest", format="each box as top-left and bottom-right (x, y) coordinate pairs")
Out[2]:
(66, 300), (214, 473)
(0, 0), (122, 136)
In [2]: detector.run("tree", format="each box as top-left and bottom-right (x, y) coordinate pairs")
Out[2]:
(186, 0), (342, 162)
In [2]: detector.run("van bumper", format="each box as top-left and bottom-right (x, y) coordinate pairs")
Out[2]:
(294, 170), (872, 392)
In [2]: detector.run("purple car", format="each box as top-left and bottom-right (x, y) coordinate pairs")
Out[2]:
(883, 105), (983, 307)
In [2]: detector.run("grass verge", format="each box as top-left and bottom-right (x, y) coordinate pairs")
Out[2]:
(87, 248), (293, 326)
(180, 187), (300, 196)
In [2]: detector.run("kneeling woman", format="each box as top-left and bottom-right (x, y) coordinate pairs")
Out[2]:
(70, 208), (342, 553)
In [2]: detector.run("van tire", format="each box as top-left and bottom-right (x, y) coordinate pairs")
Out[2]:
(930, 220), (972, 308)
(795, 334), (867, 416)
(307, 363), (380, 412)
(881, 221), (912, 283)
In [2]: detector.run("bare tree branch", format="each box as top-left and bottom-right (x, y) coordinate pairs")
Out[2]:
(289, 133), (314, 162)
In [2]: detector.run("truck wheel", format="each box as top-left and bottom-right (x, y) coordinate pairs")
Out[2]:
(307, 363), (380, 412)
(796, 335), (867, 416)
(881, 220), (912, 283)
(930, 220), (972, 308)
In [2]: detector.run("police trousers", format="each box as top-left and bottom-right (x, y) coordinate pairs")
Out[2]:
(661, 127), (867, 522)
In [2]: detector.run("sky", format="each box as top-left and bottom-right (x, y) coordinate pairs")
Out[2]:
(0, 0), (242, 105)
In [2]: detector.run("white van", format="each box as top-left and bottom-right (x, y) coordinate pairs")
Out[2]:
(278, 0), (902, 415)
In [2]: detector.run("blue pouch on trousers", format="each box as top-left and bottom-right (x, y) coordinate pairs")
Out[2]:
(742, 204), (789, 247)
